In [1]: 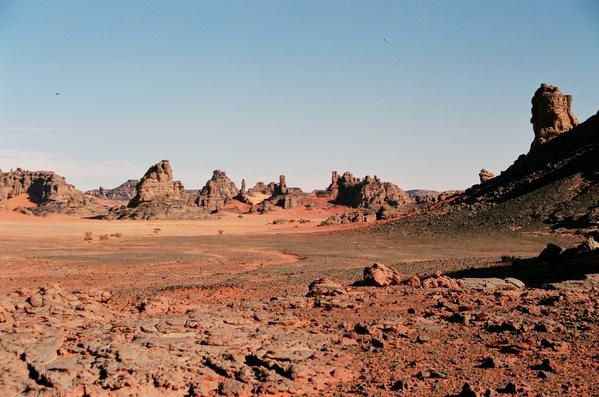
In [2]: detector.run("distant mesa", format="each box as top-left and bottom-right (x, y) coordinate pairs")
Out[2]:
(86, 179), (138, 201)
(531, 83), (579, 148)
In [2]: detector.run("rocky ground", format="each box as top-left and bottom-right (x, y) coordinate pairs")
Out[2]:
(0, 214), (597, 396)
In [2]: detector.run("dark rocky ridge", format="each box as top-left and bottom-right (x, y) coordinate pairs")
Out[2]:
(378, 84), (598, 236)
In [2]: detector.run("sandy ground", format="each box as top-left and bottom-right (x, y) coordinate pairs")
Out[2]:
(0, 212), (596, 396)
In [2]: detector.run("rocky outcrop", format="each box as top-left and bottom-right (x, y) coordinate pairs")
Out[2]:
(86, 180), (138, 201)
(362, 263), (402, 287)
(197, 170), (238, 212)
(128, 160), (185, 208)
(106, 160), (205, 220)
(328, 171), (413, 211)
(248, 181), (275, 196)
(320, 211), (369, 226)
(0, 168), (106, 216)
(380, 87), (598, 235)
(479, 169), (495, 183)
(406, 190), (463, 206)
(254, 175), (306, 212)
(235, 179), (253, 204)
(531, 83), (579, 148)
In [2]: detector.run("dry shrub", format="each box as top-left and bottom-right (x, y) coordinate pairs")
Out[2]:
(84, 232), (93, 241)
(111, 233), (122, 238)
(153, 228), (161, 234)
(98, 234), (109, 241)
(218, 229), (224, 235)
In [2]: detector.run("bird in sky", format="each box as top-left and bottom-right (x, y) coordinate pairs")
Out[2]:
(55, 92), (60, 96)
(383, 37), (390, 44)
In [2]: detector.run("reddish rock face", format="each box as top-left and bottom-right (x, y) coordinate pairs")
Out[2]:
(198, 170), (238, 212)
(128, 160), (184, 207)
(531, 83), (579, 147)
(0, 168), (104, 215)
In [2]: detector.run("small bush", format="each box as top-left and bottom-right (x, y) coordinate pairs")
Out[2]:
(84, 232), (93, 241)
(98, 234), (109, 241)
(153, 228), (161, 234)
(111, 233), (122, 238)
(218, 229), (224, 235)
(238, 214), (244, 219)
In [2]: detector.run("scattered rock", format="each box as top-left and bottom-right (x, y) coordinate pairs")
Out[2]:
(363, 263), (402, 287)
(306, 278), (346, 297)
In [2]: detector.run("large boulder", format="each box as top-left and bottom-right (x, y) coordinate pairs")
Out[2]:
(363, 263), (402, 287)
(531, 83), (579, 148)
(306, 278), (346, 297)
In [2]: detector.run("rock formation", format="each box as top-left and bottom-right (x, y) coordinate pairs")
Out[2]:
(531, 83), (579, 148)
(128, 160), (185, 208)
(248, 181), (275, 196)
(86, 180), (138, 201)
(479, 169), (495, 183)
(320, 211), (369, 226)
(254, 175), (306, 212)
(327, 171), (413, 211)
(0, 168), (105, 216)
(235, 179), (253, 204)
(381, 86), (598, 235)
(106, 160), (205, 220)
(406, 190), (463, 206)
(197, 170), (238, 212)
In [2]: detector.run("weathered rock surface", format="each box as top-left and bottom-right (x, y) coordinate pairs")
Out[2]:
(254, 175), (306, 212)
(85, 179), (138, 201)
(380, 86), (598, 236)
(479, 169), (495, 183)
(197, 170), (239, 212)
(247, 181), (275, 196)
(128, 160), (185, 207)
(0, 168), (106, 216)
(320, 211), (369, 226)
(306, 278), (346, 297)
(328, 171), (413, 211)
(531, 83), (579, 147)
(406, 189), (463, 206)
(106, 160), (206, 220)
(363, 263), (402, 287)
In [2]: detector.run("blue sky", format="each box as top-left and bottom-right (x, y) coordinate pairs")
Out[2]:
(1, 1), (598, 191)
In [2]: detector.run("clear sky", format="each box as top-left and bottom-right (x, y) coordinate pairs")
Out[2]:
(1, 1), (598, 192)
